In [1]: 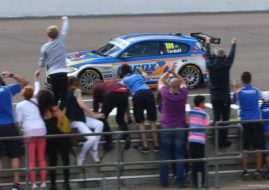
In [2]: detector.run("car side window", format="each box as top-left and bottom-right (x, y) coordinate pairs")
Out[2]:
(122, 41), (160, 58)
(161, 41), (189, 55)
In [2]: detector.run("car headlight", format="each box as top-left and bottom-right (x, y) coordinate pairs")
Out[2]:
(68, 67), (78, 73)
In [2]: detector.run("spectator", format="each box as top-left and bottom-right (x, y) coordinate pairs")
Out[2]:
(15, 70), (47, 190)
(120, 64), (159, 153)
(38, 89), (71, 190)
(260, 91), (269, 179)
(188, 95), (210, 188)
(66, 77), (104, 165)
(93, 80), (131, 150)
(232, 72), (263, 180)
(0, 71), (28, 190)
(205, 37), (236, 148)
(158, 64), (188, 188)
(38, 16), (70, 110)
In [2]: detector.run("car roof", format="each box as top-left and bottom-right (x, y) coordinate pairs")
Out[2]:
(119, 33), (196, 43)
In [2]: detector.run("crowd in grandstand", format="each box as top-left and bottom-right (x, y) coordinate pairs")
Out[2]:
(1, 16), (269, 190)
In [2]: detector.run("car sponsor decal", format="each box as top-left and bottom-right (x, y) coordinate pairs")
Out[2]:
(103, 74), (113, 79)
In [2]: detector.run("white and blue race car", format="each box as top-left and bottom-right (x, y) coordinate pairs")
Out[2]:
(60, 33), (220, 93)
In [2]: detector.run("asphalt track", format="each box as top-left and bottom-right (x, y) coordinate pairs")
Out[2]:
(1, 12), (269, 102)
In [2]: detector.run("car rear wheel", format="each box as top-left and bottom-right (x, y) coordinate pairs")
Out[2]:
(179, 65), (202, 88)
(78, 69), (102, 93)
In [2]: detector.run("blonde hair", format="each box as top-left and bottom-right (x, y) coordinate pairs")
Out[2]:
(47, 25), (59, 39)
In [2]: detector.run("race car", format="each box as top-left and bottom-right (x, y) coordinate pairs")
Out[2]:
(62, 32), (220, 93)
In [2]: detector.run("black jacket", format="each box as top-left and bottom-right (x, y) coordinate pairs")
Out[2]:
(206, 43), (236, 99)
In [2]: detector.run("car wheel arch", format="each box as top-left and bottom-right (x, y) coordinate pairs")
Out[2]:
(77, 68), (103, 93)
(178, 63), (203, 88)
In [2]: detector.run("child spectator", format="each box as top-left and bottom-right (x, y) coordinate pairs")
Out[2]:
(16, 70), (47, 190)
(188, 95), (210, 188)
(66, 77), (104, 165)
(261, 91), (269, 179)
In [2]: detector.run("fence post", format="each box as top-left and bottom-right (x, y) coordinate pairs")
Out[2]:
(115, 131), (123, 190)
(100, 177), (107, 190)
(24, 137), (30, 190)
(214, 123), (220, 189)
(205, 129), (209, 190)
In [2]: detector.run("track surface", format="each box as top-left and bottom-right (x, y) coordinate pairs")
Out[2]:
(1, 12), (269, 102)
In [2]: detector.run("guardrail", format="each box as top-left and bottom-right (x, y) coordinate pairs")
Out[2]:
(0, 121), (268, 190)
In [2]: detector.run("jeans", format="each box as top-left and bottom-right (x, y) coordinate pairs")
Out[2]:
(160, 130), (186, 187)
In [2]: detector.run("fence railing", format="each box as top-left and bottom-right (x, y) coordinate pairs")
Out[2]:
(0, 120), (269, 190)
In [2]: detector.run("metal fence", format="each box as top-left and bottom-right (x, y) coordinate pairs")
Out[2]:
(0, 120), (269, 190)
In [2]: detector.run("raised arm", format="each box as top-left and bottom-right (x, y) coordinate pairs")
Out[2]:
(1, 71), (29, 89)
(226, 37), (237, 65)
(39, 45), (47, 68)
(60, 16), (69, 39)
(33, 69), (41, 96)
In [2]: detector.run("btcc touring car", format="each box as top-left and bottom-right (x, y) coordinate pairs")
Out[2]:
(64, 33), (220, 93)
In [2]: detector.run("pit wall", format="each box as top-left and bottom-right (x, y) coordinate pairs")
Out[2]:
(1, 0), (269, 18)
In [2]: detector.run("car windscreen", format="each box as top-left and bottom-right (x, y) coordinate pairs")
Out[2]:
(93, 43), (122, 57)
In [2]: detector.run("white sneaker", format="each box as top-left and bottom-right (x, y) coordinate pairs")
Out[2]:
(76, 155), (85, 166)
(31, 183), (38, 190)
(90, 150), (100, 163)
(40, 182), (46, 190)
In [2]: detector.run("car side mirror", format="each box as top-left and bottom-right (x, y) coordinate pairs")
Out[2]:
(121, 52), (131, 58)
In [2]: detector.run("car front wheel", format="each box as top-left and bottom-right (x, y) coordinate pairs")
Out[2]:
(179, 65), (202, 88)
(78, 69), (102, 93)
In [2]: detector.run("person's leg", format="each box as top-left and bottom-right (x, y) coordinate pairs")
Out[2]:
(160, 131), (172, 186)
(174, 131), (186, 187)
(145, 91), (158, 147)
(28, 139), (37, 185)
(253, 124), (264, 172)
(47, 139), (58, 187)
(115, 92), (129, 137)
(115, 92), (131, 149)
(11, 157), (20, 183)
(71, 121), (96, 164)
(7, 125), (21, 185)
(57, 73), (68, 110)
(189, 142), (198, 186)
(49, 73), (68, 109)
(219, 98), (231, 146)
(101, 93), (115, 145)
(242, 124), (250, 179)
(133, 92), (148, 149)
(86, 117), (104, 151)
(192, 143), (205, 186)
(49, 73), (61, 106)
(36, 138), (47, 184)
(59, 138), (71, 189)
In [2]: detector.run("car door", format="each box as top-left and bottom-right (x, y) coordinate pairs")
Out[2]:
(115, 40), (165, 85)
(159, 41), (190, 71)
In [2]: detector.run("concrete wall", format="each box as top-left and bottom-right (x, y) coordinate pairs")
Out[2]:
(1, 0), (269, 18)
